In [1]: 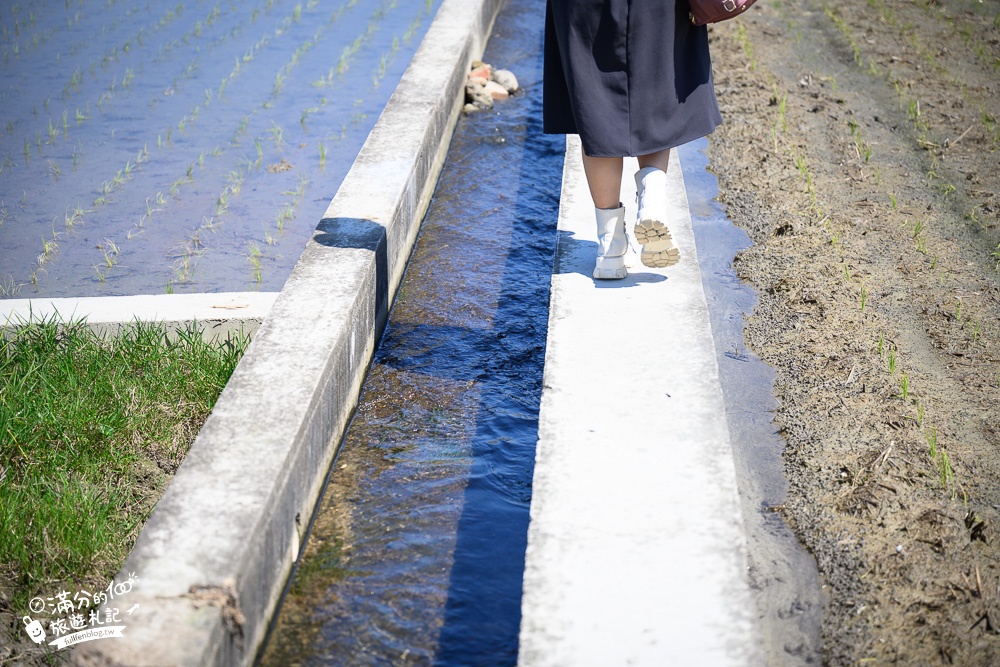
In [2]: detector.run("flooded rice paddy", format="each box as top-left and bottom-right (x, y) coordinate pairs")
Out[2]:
(257, 0), (563, 663)
(0, 0), (441, 298)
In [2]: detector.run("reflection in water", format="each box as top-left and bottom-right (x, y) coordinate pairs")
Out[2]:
(259, 0), (563, 663)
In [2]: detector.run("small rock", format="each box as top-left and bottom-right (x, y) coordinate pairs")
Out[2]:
(469, 63), (492, 80)
(484, 80), (509, 100)
(465, 81), (493, 109)
(463, 103), (481, 114)
(467, 75), (489, 87)
(492, 69), (519, 93)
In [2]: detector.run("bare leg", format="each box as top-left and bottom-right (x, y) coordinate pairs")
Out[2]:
(581, 153), (624, 209)
(637, 148), (670, 172)
(633, 148), (680, 268)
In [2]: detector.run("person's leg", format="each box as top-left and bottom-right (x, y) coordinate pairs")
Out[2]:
(633, 148), (680, 267)
(637, 148), (670, 172)
(581, 152), (628, 279)
(581, 153), (624, 210)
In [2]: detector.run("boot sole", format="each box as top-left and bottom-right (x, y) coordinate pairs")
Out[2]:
(634, 218), (680, 268)
(593, 254), (627, 280)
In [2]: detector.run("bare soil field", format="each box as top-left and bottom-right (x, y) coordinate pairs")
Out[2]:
(707, 0), (1000, 663)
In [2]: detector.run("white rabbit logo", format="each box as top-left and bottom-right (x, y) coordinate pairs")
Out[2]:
(23, 616), (46, 644)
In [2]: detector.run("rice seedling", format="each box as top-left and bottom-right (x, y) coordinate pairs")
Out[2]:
(319, 142), (327, 169)
(300, 106), (319, 127)
(0, 276), (21, 297)
(859, 282), (867, 311)
(938, 450), (953, 494)
(215, 189), (229, 215)
(41, 234), (59, 259)
(101, 239), (120, 268)
(227, 168), (244, 196)
(898, 372), (909, 401)
(269, 122), (284, 147)
(887, 347), (896, 374)
(247, 241), (263, 282)
(170, 177), (185, 198)
(793, 153), (812, 192)
(275, 204), (293, 231)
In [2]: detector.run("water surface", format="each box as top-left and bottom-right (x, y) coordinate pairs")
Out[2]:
(0, 0), (441, 297)
(259, 0), (563, 663)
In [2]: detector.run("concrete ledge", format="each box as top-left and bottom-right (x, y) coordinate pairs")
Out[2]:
(74, 0), (504, 664)
(0, 293), (277, 341)
(517, 137), (761, 666)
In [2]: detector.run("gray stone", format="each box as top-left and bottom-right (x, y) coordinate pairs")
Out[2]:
(492, 68), (519, 93)
(465, 80), (494, 109)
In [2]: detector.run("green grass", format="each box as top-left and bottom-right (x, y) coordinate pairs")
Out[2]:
(0, 318), (248, 610)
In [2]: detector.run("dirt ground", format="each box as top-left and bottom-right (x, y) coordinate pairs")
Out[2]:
(706, 0), (1000, 663)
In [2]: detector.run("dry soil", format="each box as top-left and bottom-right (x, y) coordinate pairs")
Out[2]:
(707, 0), (1000, 663)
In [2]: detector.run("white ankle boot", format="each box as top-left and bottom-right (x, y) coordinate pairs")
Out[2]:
(593, 204), (628, 280)
(634, 166), (680, 268)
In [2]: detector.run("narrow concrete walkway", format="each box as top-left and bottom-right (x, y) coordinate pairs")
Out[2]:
(518, 136), (761, 666)
(1, 292), (277, 340)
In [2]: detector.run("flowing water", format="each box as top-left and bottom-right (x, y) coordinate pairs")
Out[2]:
(258, 0), (563, 663)
(0, 0), (441, 298)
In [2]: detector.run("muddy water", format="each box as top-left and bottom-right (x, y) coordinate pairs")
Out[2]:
(0, 0), (441, 298)
(257, 0), (563, 663)
(682, 139), (823, 665)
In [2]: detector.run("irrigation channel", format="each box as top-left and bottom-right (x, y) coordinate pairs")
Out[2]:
(258, 0), (560, 662)
(257, 0), (821, 664)
(0, 0), (441, 298)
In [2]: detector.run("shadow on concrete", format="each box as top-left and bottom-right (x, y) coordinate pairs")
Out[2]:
(555, 230), (669, 288)
(314, 216), (391, 338)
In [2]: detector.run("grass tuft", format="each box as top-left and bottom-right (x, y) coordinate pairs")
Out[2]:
(0, 317), (247, 610)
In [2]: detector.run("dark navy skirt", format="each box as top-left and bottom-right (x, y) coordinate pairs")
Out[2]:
(543, 0), (722, 158)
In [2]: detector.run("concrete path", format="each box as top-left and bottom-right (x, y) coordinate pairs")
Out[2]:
(1, 292), (277, 341)
(518, 136), (761, 666)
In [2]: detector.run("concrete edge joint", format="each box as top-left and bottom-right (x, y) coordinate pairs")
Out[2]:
(73, 1), (505, 664)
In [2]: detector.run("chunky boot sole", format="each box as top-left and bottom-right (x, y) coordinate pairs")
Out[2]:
(634, 218), (680, 268)
(593, 254), (627, 280)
